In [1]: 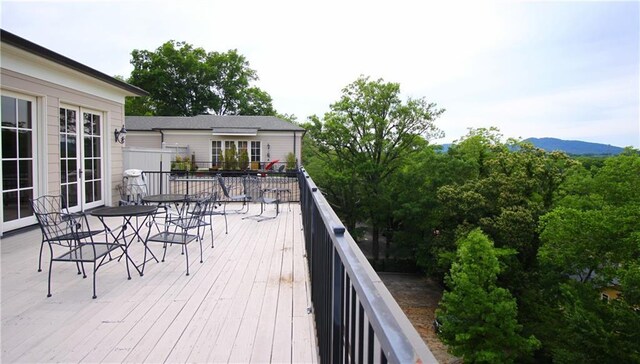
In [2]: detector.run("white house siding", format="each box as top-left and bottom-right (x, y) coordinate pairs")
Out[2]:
(1, 68), (126, 232)
(125, 132), (162, 149)
(124, 129), (303, 169)
(259, 132), (304, 165)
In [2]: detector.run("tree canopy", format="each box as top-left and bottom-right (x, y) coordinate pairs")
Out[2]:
(303, 75), (444, 261)
(126, 40), (275, 116)
(437, 229), (540, 363)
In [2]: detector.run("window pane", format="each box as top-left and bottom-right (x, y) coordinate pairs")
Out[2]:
(61, 185), (68, 208)
(59, 109), (66, 133)
(93, 114), (101, 135)
(94, 160), (101, 179)
(19, 189), (33, 218)
(67, 136), (76, 158)
(17, 99), (31, 129)
(84, 136), (93, 158)
(2, 161), (17, 190)
(60, 135), (67, 158)
(3, 191), (18, 222)
(93, 136), (100, 157)
(94, 180), (102, 200)
(67, 184), (78, 207)
(84, 113), (92, 135)
(67, 110), (76, 134)
(18, 129), (32, 158)
(85, 180), (94, 203)
(19, 160), (32, 188)
(2, 128), (17, 158)
(68, 160), (77, 183)
(61, 161), (68, 184)
(85, 159), (93, 180)
(2, 96), (16, 127)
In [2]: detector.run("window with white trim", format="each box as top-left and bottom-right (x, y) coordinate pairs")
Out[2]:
(211, 140), (222, 165)
(250, 141), (261, 162)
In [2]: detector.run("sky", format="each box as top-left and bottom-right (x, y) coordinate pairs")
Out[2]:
(2, 0), (639, 147)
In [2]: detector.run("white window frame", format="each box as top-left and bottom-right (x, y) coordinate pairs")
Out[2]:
(1, 91), (39, 233)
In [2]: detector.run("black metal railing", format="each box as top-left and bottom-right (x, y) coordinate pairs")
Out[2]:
(170, 160), (297, 173)
(299, 167), (437, 363)
(138, 170), (300, 202)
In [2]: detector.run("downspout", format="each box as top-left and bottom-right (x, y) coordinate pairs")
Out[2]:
(293, 131), (297, 167)
(159, 129), (165, 193)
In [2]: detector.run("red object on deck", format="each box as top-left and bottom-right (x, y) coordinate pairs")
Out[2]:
(265, 159), (279, 171)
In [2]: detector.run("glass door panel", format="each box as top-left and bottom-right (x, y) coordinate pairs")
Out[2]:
(60, 107), (80, 210)
(1, 94), (36, 229)
(82, 111), (103, 208)
(59, 107), (105, 211)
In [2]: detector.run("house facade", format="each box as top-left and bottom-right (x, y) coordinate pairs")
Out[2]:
(124, 115), (305, 170)
(0, 29), (147, 235)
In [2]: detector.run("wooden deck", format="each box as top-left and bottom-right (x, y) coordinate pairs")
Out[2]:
(1, 203), (318, 363)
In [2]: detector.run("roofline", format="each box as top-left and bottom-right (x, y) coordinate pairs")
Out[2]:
(1, 29), (149, 97)
(126, 127), (305, 132)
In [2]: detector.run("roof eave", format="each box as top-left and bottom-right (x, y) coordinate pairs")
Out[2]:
(1, 29), (148, 97)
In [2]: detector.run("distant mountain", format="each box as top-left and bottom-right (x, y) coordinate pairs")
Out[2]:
(437, 137), (624, 155)
(524, 137), (624, 155)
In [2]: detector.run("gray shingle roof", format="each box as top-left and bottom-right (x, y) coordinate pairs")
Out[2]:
(125, 115), (305, 132)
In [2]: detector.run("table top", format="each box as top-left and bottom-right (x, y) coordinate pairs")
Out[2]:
(142, 194), (189, 203)
(91, 205), (157, 217)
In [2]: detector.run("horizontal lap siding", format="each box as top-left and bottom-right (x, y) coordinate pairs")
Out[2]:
(1, 69), (126, 206)
(125, 134), (162, 149)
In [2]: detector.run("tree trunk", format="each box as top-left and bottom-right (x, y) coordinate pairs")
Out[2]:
(372, 225), (380, 263)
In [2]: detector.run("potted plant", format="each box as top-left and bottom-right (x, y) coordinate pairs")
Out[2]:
(239, 149), (249, 170)
(285, 152), (297, 171)
(224, 147), (238, 170)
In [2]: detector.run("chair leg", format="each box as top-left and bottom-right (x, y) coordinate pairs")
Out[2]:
(47, 249), (53, 298)
(162, 243), (168, 262)
(199, 236), (204, 263)
(38, 240), (44, 272)
(184, 244), (190, 276)
(92, 262), (97, 299)
(223, 204), (229, 234)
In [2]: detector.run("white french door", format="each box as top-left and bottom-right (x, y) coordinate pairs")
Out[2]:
(59, 105), (105, 212)
(1, 93), (38, 232)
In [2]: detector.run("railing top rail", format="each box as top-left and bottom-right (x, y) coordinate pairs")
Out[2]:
(300, 168), (437, 363)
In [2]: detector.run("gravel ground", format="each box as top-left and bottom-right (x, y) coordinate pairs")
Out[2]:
(378, 273), (460, 364)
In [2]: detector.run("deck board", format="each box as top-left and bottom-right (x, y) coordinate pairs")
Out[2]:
(1, 203), (318, 363)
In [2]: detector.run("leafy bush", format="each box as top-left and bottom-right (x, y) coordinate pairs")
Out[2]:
(239, 150), (249, 170)
(286, 152), (297, 169)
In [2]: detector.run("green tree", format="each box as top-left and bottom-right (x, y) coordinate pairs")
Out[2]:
(537, 150), (640, 362)
(306, 76), (444, 261)
(127, 41), (275, 116)
(238, 149), (249, 170)
(224, 143), (238, 170)
(437, 229), (539, 363)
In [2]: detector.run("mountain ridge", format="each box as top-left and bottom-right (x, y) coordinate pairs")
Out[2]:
(438, 137), (625, 155)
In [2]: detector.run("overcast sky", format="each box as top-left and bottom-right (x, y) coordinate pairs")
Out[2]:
(2, 0), (639, 147)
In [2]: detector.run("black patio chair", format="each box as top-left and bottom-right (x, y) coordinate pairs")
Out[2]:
(145, 194), (212, 276)
(118, 182), (154, 237)
(189, 191), (222, 248)
(31, 195), (124, 299)
(242, 177), (280, 222)
(118, 182), (148, 206)
(217, 175), (251, 234)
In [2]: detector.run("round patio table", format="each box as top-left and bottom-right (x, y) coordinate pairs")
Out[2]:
(142, 194), (189, 204)
(91, 205), (158, 277)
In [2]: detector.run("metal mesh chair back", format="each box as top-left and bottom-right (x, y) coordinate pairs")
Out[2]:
(31, 195), (77, 243)
(243, 177), (262, 201)
(217, 176), (232, 199)
(119, 182), (148, 205)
